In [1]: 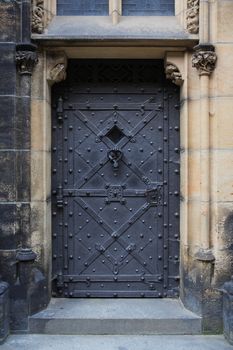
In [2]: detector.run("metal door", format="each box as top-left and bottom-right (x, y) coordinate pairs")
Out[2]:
(52, 60), (180, 298)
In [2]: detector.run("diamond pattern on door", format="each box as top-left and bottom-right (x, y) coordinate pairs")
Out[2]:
(52, 60), (180, 298)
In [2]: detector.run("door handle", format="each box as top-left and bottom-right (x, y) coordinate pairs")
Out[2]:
(108, 148), (122, 169)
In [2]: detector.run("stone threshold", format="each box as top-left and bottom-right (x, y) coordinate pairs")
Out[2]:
(29, 298), (202, 335)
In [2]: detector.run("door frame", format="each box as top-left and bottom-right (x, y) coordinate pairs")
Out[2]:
(30, 45), (195, 310)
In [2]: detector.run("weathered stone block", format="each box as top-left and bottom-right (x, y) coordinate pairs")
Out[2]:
(0, 151), (30, 202)
(0, 96), (15, 149)
(0, 203), (30, 250)
(15, 151), (31, 202)
(0, 250), (17, 286)
(0, 281), (9, 344)
(31, 100), (51, 151)
(215, 45), (233, 97)
(0, 44), (16, 95)
(0, 152), (15, 201)
(214, 98), (233, 149)
(15, 96), (31, 150)
(216, 0), (233, 42)
(214, 150), (233, 202)
(222, 278), (233, 344)
(0, 3), (20, 42)
(0, 204), (17, 250)
(0, 96), (31, 150)
(31, 150), (51, 201)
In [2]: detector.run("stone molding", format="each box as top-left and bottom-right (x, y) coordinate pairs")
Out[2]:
(192, 45), (217, 76)
(195, 248), (215, 262)
(32, 0), (44, 34)
(186, 0), (199, 34)
(16, 43), (38, 75)
(16, 248), (37, 262)
(165, 63), (184, 86)
(47, 51), (67, 85)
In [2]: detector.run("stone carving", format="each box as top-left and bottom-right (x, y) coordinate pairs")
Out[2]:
(50, 63), (67, 83)
(165, 63), (183, 86)
(16, 44), (38, 75)
(186, 0), (199, 34)
(47, 52), (67, 85)
(192, 49), (217, 76)
(32, 0), (44, 34)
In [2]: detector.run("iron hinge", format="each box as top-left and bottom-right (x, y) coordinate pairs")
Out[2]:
(56, 96), (64, 123)
(54, 274), (64, 289)
(56, 185), (64, 208)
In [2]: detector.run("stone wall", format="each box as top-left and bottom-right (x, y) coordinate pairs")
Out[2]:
(0, 0), (49, 336)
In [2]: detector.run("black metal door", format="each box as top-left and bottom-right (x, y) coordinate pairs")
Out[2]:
(52, 60), (180, 298)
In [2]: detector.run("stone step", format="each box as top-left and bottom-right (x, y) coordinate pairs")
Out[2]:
(29, 298), (202, 335)
(3, 335), (233, 350)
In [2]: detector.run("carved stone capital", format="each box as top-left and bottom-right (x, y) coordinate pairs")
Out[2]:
(192, 45), (217, 76)
(16, 43), (38, 75)
(32, 0), (44, 34)
(186, 0), (199, 34)
(165, 63), (183, 86)
(47, 51), (67, 85)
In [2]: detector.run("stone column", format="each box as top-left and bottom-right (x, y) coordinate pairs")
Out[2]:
(109, 0), (122, 25)
(190, 0), (218, 330)
(192, 44), (217, 261)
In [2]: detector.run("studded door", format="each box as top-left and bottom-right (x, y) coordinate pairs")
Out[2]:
(52, 60), (180, 298)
